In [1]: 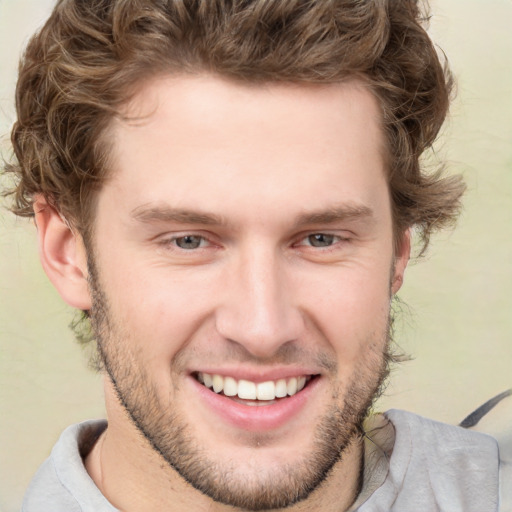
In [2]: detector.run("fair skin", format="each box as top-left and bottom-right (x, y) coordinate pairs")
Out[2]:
(35, 75), (409, 511)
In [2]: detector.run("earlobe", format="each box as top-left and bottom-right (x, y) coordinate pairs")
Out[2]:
(34, 196), (92, 310)
(391, 229), (411, 295)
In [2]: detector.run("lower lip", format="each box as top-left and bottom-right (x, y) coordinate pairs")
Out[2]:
(190, 376), (320, 432)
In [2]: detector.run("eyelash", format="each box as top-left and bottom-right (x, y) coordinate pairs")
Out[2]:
(158, 234), (212, 251)
(157, 232), (349, 252)
(295, 233), (347, 249)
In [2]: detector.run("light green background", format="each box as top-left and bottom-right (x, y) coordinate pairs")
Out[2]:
(1, 1), (511, 511)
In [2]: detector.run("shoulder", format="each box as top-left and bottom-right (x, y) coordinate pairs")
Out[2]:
(22, 455), (82, 512)
(22, 420), (115, 512)
(384, 390), (512, 512)
(375, 409), (500, 512)
(460, 389), (512, 512)
(385, 407), (500, 468)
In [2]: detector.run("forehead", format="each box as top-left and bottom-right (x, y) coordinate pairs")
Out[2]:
(115, 74), (384, 152)
(101, 74), (388, 227)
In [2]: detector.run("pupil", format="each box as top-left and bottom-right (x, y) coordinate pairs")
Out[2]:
(177, 235), (201, 249)
(309, 234), (334, 247)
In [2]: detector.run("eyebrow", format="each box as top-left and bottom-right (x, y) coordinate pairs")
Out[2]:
(130, 203), (374, 228)
(293, 204), (375, 228)
(131, 205), (226, 226)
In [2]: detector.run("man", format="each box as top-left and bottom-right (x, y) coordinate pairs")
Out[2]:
(3, 0), (509, 510)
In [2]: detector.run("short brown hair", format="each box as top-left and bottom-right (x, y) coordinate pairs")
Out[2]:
(4, 0), (464, 252)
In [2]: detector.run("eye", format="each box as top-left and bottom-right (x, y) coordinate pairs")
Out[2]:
(173, 235), (207, 250)
(304, 233), (338, 248)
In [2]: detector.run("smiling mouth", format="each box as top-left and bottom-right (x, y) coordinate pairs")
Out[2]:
(194, 372), (315, 405)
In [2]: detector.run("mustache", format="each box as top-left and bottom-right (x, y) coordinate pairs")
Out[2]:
(171, 340), (338, 374)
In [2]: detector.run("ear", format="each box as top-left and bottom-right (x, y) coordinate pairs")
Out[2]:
(34, 196), (92, 310)
(391, 228), (411, 295)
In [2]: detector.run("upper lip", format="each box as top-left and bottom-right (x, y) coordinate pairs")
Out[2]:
(190, 367), (319, 383)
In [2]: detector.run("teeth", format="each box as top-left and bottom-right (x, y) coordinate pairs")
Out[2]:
(212, 374), (223, 393)
(238, 380), (257, 399)
(223, 376), (238, 397)
(275, 379), (288, 398)
(257, 381), (275, 400)
(203, 373), (213, 388)
(196, 373), (311, 401)
(287, 377), (297, 396)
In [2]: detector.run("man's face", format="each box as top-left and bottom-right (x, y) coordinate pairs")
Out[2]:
(87, 75), (408, 510)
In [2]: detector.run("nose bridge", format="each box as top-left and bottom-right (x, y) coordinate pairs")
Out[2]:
(216, 242), (303, 357)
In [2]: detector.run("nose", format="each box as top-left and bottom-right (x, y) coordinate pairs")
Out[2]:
(215, 246), (304, 359)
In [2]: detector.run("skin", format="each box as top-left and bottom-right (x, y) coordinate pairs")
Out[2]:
(35, 75), (409, 511)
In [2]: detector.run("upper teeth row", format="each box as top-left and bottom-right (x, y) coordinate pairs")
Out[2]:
(197, 372), (309, 400)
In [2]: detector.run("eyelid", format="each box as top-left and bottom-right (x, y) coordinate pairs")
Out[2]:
(154, 230), (350, 250)
(156, 231), (217, 250)
(176, 234), (209, 249)
(294, 231), (349, 246)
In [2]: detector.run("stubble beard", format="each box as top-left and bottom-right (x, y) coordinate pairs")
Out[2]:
(88, 262), (392, 511)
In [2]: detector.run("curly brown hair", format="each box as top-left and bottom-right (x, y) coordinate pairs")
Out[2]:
(4, 0), (464, 252)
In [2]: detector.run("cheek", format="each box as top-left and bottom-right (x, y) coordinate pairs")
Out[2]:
(102, 264), (218, 357)
(303, 264), (392, 361)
